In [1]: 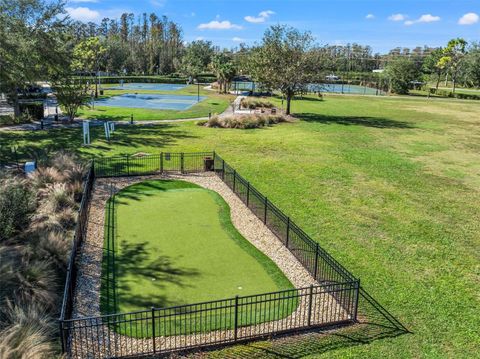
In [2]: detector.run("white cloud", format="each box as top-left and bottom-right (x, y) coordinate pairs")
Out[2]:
(195, 36), (204, 41)
(150, 0), (166, 7)
(388, 14), (407, 21)
(198, 20), (242, 30)
(365, 14), (375, 20)
(66, 6), (100, 22)
(245, 10), (275, 24)
(458, 12), (479, 25)
(404, 14), (441, 26)
(232, 37), (244, 42)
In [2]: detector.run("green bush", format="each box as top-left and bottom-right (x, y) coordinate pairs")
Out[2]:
(429, 88), (480, 100)
(0, 178), (35, 242)
(19, 102), (44, 120)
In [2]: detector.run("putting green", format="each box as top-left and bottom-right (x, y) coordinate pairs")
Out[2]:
(101, 179), (295, 336)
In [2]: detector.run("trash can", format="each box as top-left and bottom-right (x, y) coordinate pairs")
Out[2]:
(204, 157), (214, 171)
(25, 161), (36, 174)
(100, 90), (104, 95)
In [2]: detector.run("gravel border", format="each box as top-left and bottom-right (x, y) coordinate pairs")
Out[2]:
(70, 173), (350, 358)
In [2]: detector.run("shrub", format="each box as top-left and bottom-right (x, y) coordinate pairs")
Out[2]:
(240, 97), (275, 109)
(429, 88), (480, 100)
(0, 178), (35, 242)
(33, 231), (71, 271)
(29, 167), (64, 190)
(0, 302), (56, 358)
(199, 114), (289, 129)
(19, 102), (44, 120)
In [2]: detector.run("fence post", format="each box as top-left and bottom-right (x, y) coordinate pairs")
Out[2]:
(233, 170), (236, 193)
(126, 155), (130, 176)
(353, 279), (360, 322)
(180, 152), (185, 173)
(264, 197), (268, 224)
(234, 296), (239, 341)
(151, 307), (156, 353)
(246, 182), (250, 206)
(286, 217), (290, 248)
(313, 243), (319, 280)
(59, 320), (66, 353)
(307, 285), (314, 326)
(160, 152), (163, 173)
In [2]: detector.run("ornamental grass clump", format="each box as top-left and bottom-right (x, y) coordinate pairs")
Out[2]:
(240, 98), (275, 109)
(0, 151), (86, 358)
(199, 114), (289, 129)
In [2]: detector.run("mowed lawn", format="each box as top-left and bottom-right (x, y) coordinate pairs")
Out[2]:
(1, 95), (479, 357)
(76, 84), (233, 121)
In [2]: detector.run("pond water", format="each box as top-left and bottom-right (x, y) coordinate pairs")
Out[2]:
(95, 93), (205, 110)
(104, 83), (186, 91)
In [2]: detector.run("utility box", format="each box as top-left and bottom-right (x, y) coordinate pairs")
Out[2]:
(204, 157), (214, 171)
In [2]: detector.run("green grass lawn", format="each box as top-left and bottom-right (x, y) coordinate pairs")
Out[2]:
(101, 179), (295, 337)
(1, 94), (479, 357)
(76, 84), (233, 121)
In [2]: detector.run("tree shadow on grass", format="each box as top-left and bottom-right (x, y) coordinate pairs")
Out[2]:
(0, 123), (196, 164)
(180, 288), (410, 358)
(298, 113), (414, 129)
(112, 180), (199, 204)
(101, 240), (200, 313)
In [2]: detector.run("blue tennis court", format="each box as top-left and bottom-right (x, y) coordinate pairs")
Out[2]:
(95, 93), (206, 110)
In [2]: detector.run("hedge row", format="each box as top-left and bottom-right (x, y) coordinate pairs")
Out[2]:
(82, 74), (217, 85)
(429, 88), (480, 100)
(19, 102), (44, 120)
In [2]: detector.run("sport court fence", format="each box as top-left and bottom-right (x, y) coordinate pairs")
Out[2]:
(59, 151), (360, 358)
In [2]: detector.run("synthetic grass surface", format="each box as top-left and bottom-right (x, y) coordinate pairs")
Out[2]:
(100, 179), (295, 337)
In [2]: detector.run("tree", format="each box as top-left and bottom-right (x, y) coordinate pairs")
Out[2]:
(210, 51), (237, 94)
(385, 57), (419, 94)
(438, 38), (467, 93)
(464, 42), (480, 88)
(52, 77), (90, 122)
(181, 40), (214, 81)
(423, 48), (444, 90)
(0, 0), (68, 117)
(247, 25), (317, 115)
(71, 37), (106, 97)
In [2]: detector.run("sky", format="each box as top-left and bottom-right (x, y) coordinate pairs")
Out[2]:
(64, 0), (480, 53)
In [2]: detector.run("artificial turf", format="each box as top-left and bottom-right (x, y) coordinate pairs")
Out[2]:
(100, 179), (295, 336)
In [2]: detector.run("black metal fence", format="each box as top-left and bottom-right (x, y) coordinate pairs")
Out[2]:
(213, 153), (357, 286)
(94, 152), (214, 178)
(59, 152), (360, 358)
(59, 162), (95, 351)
